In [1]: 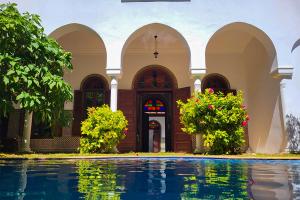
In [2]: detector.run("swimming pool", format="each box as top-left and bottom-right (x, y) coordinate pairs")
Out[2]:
(0, 158), (299, 199)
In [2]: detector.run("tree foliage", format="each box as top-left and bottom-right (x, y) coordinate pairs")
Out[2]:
(177, 89), (249, 154)
(0, 3), (73, 125)
(80, 105), (128, 153)
(286, 114), (300, 153)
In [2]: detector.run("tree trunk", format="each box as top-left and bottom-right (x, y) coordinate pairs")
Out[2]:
(20, 111), (33, 153)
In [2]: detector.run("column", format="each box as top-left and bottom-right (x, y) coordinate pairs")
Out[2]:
(194, 78), (202, 153)
(110, 77), (118, 112)
(280, 80), (289, 152)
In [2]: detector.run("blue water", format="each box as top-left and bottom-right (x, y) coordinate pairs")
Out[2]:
(0, 158), (300, 200)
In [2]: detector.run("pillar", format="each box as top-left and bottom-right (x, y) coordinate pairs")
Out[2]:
(194, 78), (202, 153)
(110, 77), (118, 112)
(279, 80), (289, 152)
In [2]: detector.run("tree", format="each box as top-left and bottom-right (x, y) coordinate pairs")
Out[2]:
(286, 114), (300, 153)
(0, 3), (73, 152)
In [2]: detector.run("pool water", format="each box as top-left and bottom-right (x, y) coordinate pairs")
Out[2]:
(0, 158), (299, 200)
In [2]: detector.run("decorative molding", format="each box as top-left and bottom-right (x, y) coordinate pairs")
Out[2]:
(271, 65), (293, 80)
(106, 68), (121, 77)
(190, 68), (206, 78)
(122, 0), (190, 2)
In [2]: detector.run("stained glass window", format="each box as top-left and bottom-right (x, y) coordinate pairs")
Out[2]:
(149, 120), (160, 130)
(135, 68), (174, 89)
(144, 99), (166, 112)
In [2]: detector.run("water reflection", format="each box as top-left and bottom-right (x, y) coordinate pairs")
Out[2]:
(0, 159), (300, 199)
(180, 160), (249, 199)
(249, 163), (293, 199)
(77, 160), (124, 200)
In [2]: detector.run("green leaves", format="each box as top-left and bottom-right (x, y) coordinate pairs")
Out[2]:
(0, 3), (73, 124)
(80, 105), (128, 154)
(177, 89), (249, 155)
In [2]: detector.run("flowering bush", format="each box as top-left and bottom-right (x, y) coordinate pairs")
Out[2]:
(79, 105), (128, 153)
(177, 89), (249, 154)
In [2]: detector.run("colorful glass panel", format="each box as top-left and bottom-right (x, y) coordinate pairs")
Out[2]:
(144, 99), (166, 112)
(149, 120), (160, 130)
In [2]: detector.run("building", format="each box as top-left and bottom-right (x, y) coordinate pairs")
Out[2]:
(1, 0), (299, 154)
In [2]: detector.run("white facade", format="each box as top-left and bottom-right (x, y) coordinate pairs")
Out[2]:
(7, 0), (300, 153)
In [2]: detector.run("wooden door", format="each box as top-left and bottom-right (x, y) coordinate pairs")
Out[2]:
(117, 89), (136, 152)
(173, 87), (192, 152)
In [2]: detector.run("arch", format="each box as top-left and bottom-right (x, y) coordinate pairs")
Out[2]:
(49, 23), (109, 90)
(149, 120), (161, 130)
(292, 38), (300, 53)
(132, 65), (178, 89)
(205, 22), (277, 69)
(80, 74), (109, 116)
(121, 23), (191, 69)
(205, 22), (285, 154)
(201, 73), (230, 91)
(80, 74), (109, 91)
(49, 23), (106, 47)
(49, 23), (107, 66)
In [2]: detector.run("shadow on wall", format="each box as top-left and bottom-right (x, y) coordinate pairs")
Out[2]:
(286, 114), (300, 153)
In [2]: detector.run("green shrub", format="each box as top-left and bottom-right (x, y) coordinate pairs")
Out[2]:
(177, 88), (249, 154)
(79, 105), (128, 153)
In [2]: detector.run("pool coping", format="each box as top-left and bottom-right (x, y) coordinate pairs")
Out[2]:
(1, 155), (300, 161)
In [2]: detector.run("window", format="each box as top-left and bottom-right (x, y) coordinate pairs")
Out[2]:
(144, 99), (166, 114)
(82, 76), (107, 117)
(202, 73), (236, 95)
(135, 67), (175, 89)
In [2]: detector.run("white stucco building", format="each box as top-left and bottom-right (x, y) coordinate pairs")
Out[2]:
(1, 0), (299, 154)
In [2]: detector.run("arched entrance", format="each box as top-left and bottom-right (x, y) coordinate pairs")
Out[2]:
(49, 23), (108, 137)
(134, 66), (175, 152)
(205, 22), (282, 153)
(119, 23), (193, 153)
(148, 120), (161, 152)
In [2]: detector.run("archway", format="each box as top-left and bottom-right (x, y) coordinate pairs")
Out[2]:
(205, 22), (283, 153)
(134, 66), (175, 152)
(148, 120), (162, 153)
(118, 23), (193, 152)
(49, 23), (108, 136)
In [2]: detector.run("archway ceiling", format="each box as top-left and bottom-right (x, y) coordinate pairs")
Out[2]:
(57, 30), (106, 55)
(206, 30), (254, 54)
(125, 26), (187, 55)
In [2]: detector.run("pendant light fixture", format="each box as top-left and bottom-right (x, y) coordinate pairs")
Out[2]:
(153, 35), (159, 59)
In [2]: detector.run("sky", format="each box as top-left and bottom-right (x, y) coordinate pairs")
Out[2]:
(285, 48), (300, 118)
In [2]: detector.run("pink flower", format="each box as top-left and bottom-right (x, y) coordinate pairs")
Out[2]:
(241, 105), (246, 109)
(242, 121), (247, 127)
(208, 104), (214, 110)
(208, 88), (214, 94)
